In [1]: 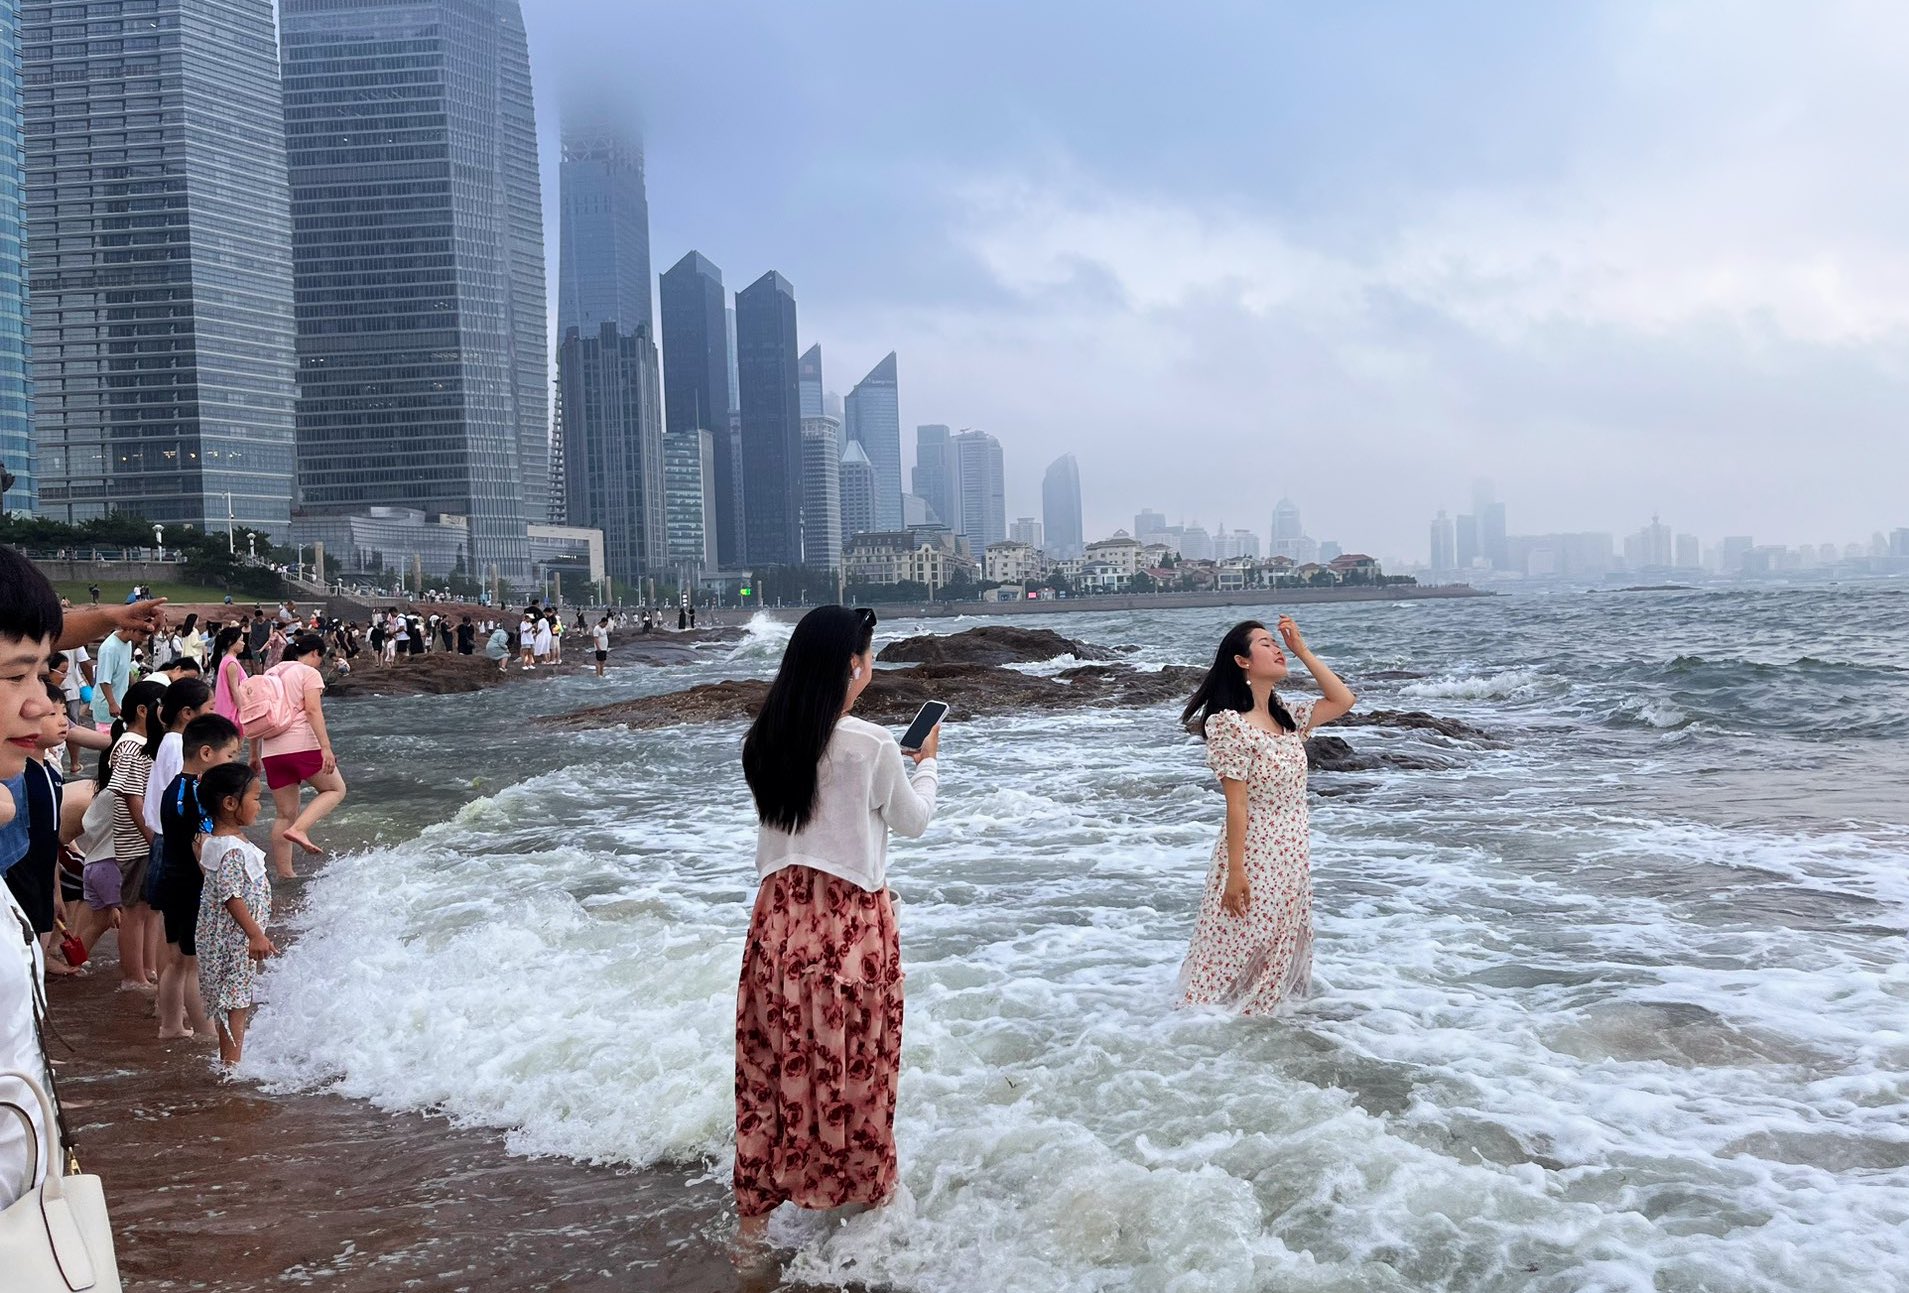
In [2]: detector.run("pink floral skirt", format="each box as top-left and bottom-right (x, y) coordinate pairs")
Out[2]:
(734, 865), (904, 1218)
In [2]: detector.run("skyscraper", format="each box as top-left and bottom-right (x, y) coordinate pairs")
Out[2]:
(800, 415), (842, 571)
(556, 112), (651, 340)
(1271, 498), (1303, 557)
(839, 440), (875, 541)
(0, 0), (29, 513)
(25, 0), (298, 530)
(950, 429), (1006, 552)
(281, 0), (547, 577)
(553, 105), (664, 583)
(1473, 477), (1508, 570)
(558, 323), (665, 586)
(662, 427), (715, 574)
(1009, 517), (1043, 548)
(798, 343), (823, 418)
(1455, 513), (1479, 569)
(1481, 501), (1509, 570)
(911, 424), (953, 527)
(659, 251), (738, 567)
(735, 271), (801, 565)
(552, 108), (650, 523)
(1429, 510), (1456, 572)
(1042, 454), (1083, 558)
(844, 353), (901, 529)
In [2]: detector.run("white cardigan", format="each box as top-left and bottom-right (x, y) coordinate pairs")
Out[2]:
(755, 715), (939, 892)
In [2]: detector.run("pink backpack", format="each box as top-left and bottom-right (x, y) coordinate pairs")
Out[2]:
(236, 664), (301, 740)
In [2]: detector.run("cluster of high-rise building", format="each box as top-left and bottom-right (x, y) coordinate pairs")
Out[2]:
(0, 0), (1093, 600)
(1425, 482), (1908, 582)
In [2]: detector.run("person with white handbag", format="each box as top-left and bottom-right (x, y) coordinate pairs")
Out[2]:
(0, 544), (123, 1287)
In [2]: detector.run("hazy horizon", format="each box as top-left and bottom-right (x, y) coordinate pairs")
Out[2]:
(522, 2), (1907, 564)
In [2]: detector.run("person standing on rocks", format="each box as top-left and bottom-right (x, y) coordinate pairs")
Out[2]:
(733, 605), (941, 1251)
(592, 615), (611, 678)
(1176, 616), (1355, 1016)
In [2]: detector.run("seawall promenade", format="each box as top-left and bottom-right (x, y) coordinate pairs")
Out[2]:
(752, 582), (1489, 621)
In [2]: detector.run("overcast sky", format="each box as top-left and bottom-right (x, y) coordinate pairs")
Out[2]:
(522, 1), (1907, 564)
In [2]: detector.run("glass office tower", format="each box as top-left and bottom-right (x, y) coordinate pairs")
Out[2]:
(23, 0), (298, 531)
(557, 114), (651, 340)
(659, 250), (738, 567)
(558, 322), (665, 587)
(0, 0), (29, 514)
(1043, 453), (1083, 559)
(734, 270), (800, 566)
(843, 351), (901, 530)
(280, 0), (548, 580)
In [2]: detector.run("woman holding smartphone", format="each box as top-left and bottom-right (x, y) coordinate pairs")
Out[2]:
(1177, 615), (1355, 1016)
(733, 605), (941, 1247)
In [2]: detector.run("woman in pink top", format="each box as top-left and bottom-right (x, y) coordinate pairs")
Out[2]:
(258, 632), (345, 879)
(210, 626), (249, 727)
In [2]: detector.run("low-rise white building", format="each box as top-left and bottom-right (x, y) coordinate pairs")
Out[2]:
(1084, 531), (1144, 577)
(984, 540), (1047, 585)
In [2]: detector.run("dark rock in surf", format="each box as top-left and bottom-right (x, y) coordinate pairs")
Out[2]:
(876, 625), (1116, 666)
(544, 659), (1206, 731)
(1333, 709), (1498, 744)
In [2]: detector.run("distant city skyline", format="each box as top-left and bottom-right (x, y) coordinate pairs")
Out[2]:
(522, 6), (1906, 557)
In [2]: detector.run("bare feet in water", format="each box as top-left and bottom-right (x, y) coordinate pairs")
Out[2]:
(730, 1214), (774, 1276)
(282, 827), (321, 856)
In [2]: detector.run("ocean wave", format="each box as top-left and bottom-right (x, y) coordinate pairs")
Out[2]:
(723, 611), (794, 663)
(1398, 669), (1545, 701)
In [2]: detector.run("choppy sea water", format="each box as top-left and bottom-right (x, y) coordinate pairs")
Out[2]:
(245, 585), (1909, 1292)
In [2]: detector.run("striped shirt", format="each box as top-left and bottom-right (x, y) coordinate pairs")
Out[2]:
(106, 734), (155, 863)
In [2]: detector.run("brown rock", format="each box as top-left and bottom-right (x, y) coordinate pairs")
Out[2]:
(876, 625), (1116, 666)
(545, 661), (1206, 731)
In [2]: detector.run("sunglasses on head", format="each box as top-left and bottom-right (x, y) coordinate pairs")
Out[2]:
(855, 607), (878, 629)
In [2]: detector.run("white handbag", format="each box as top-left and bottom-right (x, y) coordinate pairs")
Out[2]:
(0, 1069), (121, 1292)
(0, 911), (122, 1291)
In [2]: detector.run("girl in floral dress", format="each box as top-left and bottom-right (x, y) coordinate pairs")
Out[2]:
(195, 761), (277, 1064)
(1177, 617), (1356, 1016)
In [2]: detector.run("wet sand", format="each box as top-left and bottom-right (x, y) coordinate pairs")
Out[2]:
(46, 934), (789, 1292)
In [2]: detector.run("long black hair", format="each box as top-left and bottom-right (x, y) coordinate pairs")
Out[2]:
(212, 624), (245, 662)
(122, 678), (169, 760)
(200, 760), (257, 826)
(742, 605), (877, 832)
(1181, 620), (1296, 736)
(0, 544), (63, 646)
(160, 676), (212, 733)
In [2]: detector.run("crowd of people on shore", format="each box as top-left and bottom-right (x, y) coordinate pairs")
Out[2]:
(3, 583), (350, 1067)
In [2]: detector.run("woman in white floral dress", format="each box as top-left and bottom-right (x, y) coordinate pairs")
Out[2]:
(1177, 617), (1356, 1016)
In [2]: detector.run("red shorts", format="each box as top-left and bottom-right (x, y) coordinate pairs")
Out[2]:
(263, 748), (325, 789)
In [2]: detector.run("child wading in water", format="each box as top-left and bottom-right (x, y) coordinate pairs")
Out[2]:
(155, 713), (243, 1040)
(196, 761), (277, 1064)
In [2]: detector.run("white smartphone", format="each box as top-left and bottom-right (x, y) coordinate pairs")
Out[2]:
(899, 701), (949, 753)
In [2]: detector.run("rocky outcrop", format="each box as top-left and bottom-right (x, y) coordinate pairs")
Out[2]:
(545, 661), (1208, 731)
(876, 625), (1116, 666)
(1332, 709), (1498, 744)
(326, 627), (747, 698)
